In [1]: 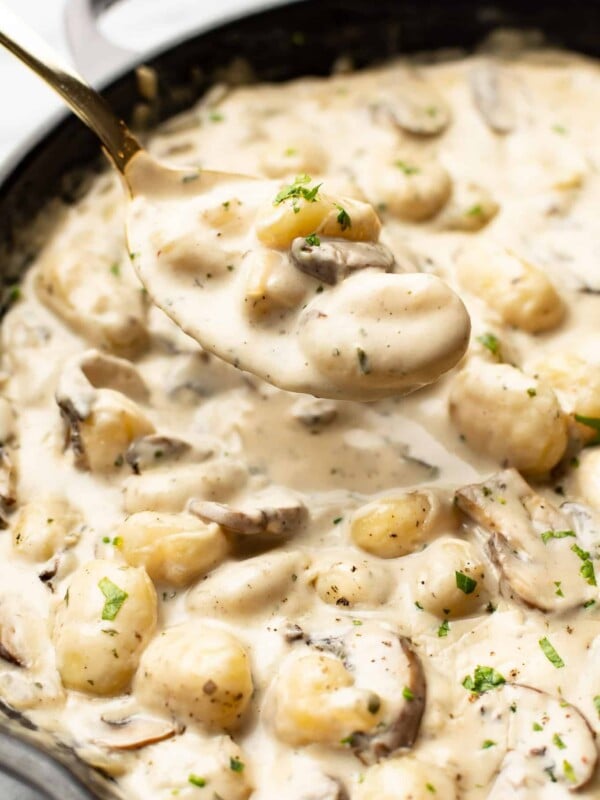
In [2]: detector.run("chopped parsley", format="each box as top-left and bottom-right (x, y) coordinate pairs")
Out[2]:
(455, 571), (477, 594)
(356, 347), (371, 375)
(482, 740), (496, 749)
(333, 517), (343, 525)
(109, 263), (120, 277)
(181, 172), (200, 184)
(539, 637), (565, 668)
(554, 581), (564, 597)
(594, 695), (600, 718)
(368, 694), (381, 714)
(209, 111), (224, 122)
(7, 285), (21, 303)
(188, 774), (207, 787)
(563, 760), (577, 784)
(476, 332), (501, 358)
(425, 784), (436, 794)
(540, 529), (575, 544)
(462, 665), (506, 695)
(305, 232), (321, 247)
(527, 387), (537, 397)
(402, 686), (415, 700)
(533, 722), (544, 731)
(229, 757), (245, 773)
(553, 733), (566, 749)
(552, 123), (568, 135)
(571, 543), (597, 586)
(437, 619), (450, 638)
(98, 577), (128, 621)
(574, 414), (600, 445)
(466, 204), (483, 217)
(394, 160), (420, 175)
(284, 147), (298, 156)
(336, 204), (352, 231)
(273, 174), (321, 207)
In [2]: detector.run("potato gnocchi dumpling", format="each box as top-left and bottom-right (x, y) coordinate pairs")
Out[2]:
(118, 511), (229, 586)
(528, 352), (600, 443)
(313, 558), (391, 607)
(256, 185), (381, 249)
(273, 653), (382, 747)
(455, 240), (564, 333)
(12, 496), (81, 561)
(134, 623), (253, 730)
(354, 757), (457, 800)
(53, 559), (157, 695)
(350, 489), (454, 558)
(76, 390), (155, 472)
(449, 361), (568, 475)
(413, 537), (488, 618)
(36, 251), (148, 356)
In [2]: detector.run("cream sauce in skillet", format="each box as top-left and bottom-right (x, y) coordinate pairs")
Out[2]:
(1, 31), (600, 800)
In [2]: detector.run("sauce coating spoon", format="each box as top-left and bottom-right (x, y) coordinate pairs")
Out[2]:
(0, 5), (470, 401)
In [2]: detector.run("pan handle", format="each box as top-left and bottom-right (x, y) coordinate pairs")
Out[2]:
(64, 0), (137, 84)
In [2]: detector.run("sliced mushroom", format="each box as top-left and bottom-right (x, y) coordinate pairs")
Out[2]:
(290, 237), (395, 285)
(348, 632), (426, 764)
(94, 715), (177, 751)
(489, 684), (597, 794)
(189, 487), (307, 536)
(469, 60), (518, 134)
(55, 350), (152, 470)
(126, 434), (194, 474)
(455, 469), (595, 611)
(0, 447), (16, 528)
(272, 622), (425, 764)
(376, 71), (451, 135)
(290, 396), (339, 427)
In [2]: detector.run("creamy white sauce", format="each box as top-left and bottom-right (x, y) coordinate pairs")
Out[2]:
(1, 34), (600, 800)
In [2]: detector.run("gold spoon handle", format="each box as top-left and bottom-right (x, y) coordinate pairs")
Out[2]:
(0, 3), (141, 172)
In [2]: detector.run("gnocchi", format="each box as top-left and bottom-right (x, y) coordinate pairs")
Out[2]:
(53, 559), (157, 694)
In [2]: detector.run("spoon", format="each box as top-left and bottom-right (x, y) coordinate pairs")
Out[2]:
(0, 6), (470, 401)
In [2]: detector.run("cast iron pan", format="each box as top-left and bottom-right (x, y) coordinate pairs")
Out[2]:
(0, 0), (600, 796)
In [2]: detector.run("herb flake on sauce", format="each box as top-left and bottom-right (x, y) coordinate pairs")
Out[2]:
(98, 577), (128, 621)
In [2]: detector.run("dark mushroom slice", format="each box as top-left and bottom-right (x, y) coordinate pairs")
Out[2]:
(126, 434), (194, 474)
(290, 237), (396, 285)
(0, 447), (16, 528)
(490, 684), (597, 793)
(455, 469), (595, 611)
(189, 487), (308, 536)
(375, 70), (451, 135)
(469, 60), (518, 134)
(304, 624), (426, 763)
(94, 715), (177, 751)
(347, 631), (426, 764)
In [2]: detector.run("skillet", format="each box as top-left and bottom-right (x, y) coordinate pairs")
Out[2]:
(0, 0), (599, 795)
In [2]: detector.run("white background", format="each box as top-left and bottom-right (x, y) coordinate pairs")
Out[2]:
(0, 0), (283, 167)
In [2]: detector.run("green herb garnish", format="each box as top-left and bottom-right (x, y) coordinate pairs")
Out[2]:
(305, 232), (321, 247)
(229, 757), (245, 773)
(402, 686), (414, 700)
(394, 160), (420, 175)
(455, 571), (477, 594)
(437, 619), (450, 638)
(563, 760), (577, 784)
(273, 174), (321, 207)
(539, 637), (565, 668)
(482, 740), (496, 749)
(476, 332), (501, 358)
(336, 204), (352, 231)
(98, 577), (128, 621)
(540, 529), (575, 544)
(462, 666), (506, 695)
(574, 414), (600, 445)
(553, 733), (566, 749)
(188, 774), (206, 787)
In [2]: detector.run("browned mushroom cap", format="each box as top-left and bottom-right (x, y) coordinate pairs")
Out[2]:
(290, 237), (396, 285)
(189, 487), (308, 536)
(375, 70), (451, 135)
(469, 60), (518, 134)
(126, 434), (194, 474)
(94, 715), (177, 751)
(455, 469), (595, 611)
(0, 448), (16, 529)
(490, 684), (597, 793)
(349, 634), (426, 764)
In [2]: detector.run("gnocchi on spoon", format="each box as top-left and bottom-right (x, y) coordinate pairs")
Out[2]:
(0, 7), (470, 400)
